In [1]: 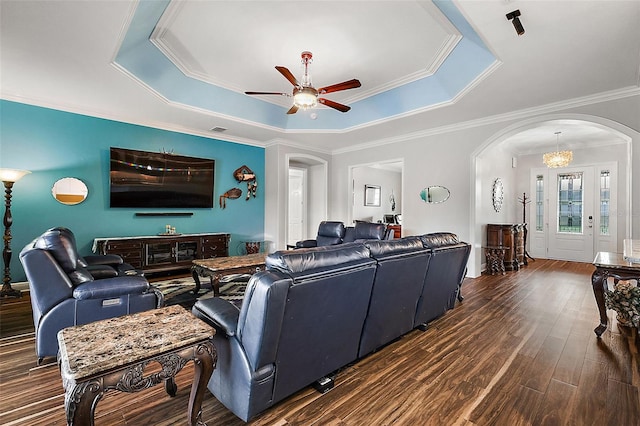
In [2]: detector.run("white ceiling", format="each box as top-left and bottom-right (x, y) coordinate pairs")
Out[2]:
(1, 0), (639, 154)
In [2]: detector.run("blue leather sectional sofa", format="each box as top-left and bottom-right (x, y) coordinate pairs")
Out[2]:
(192, 232), (470, 421)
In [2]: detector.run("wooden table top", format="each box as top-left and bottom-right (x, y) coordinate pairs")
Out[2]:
(593, 251), (640, 270)
(57, 305), (214, 380)
(192, 253), (267, 272)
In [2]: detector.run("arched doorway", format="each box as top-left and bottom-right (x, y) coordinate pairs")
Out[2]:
(469, 115), (634, 277)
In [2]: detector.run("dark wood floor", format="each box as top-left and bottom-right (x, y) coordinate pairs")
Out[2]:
(1, 259), (638, 425)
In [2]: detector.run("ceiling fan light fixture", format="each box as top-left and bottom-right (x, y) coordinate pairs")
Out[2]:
(293, 87), (318, 109)
(543, 132), (573, 168)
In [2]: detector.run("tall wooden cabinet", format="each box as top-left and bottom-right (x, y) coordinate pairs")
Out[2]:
(93, 233), (230, 274)
(486, 224), (525, 271)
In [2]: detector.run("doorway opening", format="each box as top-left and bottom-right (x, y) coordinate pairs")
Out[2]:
(286, 154), (328, 248)
(470, 115), (633, 277)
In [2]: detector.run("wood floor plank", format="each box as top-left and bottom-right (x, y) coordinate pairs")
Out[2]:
(564, 358), (608, 426)
(533, 378), (577, 425)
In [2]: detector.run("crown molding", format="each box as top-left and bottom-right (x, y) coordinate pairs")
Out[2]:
(332, 85), (640, 155)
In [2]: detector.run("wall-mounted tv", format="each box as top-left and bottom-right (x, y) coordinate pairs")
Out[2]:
(110, 147), (215, 208)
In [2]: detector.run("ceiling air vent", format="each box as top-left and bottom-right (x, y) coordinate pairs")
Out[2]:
(210, 126), (227, 133)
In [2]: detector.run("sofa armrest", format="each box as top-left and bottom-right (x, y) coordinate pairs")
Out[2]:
(86, 264), (119, 279)
(192, 297), (239, 337)
(82, 254), (124, 266)
(72, 275), (149, 300)
(295, 239), (318, 248)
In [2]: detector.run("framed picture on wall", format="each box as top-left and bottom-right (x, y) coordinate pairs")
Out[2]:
(364, 184), (381, 206)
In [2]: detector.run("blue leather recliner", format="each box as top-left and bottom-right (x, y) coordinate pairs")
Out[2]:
(19, 227), (163, 363)
(192, 243), (377, 421)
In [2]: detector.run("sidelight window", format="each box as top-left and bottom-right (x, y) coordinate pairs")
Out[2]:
(599, 170), (610, 235)
(535, 175), (544, 231)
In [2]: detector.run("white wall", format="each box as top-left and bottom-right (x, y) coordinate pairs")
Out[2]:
(352, 166), (402, 224)
(264, 94), (640, 277)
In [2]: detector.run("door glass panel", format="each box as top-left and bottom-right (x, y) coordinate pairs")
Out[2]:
(176, 241), (198, 262)
(535, 174), (544, 231)
(146, 243), (172, 265)
(557, 172), (583, 233)
(599, 170), (610, 235)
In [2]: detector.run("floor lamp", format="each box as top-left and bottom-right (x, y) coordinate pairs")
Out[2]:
(0, 168), (31, 298)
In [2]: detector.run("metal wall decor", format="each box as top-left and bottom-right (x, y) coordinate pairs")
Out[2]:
(492, 178), (504, 212)
(220, 165), (258, 209)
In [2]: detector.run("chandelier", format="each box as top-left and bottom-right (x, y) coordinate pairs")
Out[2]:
(543, 131), (573, 168)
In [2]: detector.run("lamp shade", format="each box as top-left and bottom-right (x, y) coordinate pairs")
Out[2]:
(0, 168), (31, 183)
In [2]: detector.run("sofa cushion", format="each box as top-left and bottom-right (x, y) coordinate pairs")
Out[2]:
(420, 232), (460, 248)
(364, 237), (424, 257)
(355, 222), (386, 240)
(72, 275), (149, 300)
(266, 243), (371, 274)
(33, 228), (93, 285)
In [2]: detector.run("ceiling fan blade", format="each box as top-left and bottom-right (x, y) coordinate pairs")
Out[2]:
(275, 66), (300, 87)
(317, 79), (361, 95)
(286, 104), (299, 114)
(245, 91), (289, 96)
(318, 98), (350, 113)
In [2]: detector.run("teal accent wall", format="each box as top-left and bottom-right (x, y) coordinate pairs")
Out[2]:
(0, 100), (265, 282)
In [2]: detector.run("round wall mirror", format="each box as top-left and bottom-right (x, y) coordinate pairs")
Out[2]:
(420, 186), (450, 204)
(52, 177), (88, 205)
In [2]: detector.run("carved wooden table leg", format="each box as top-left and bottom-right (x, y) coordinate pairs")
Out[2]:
(484, 247), (506, 276)
(191, 265), (222, 296)
(191, 267), (202, 294)
(591, 268), (609, 337)
(189, 341), (216, 426)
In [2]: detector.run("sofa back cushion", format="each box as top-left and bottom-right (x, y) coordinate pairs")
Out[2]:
(359, 237), (431, 357)
(415, 237), (471, 326)
(253, 243), (377, 402)
(315, 221), (345, 246)
(33, 228), (93, 285)
(266, 242), (371, 275)
(420, 232), (460, 248)
(354, 222), (386, 240)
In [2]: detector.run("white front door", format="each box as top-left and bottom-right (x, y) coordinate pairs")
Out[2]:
(287, 168), (306, 247)
(547, 167), (595, 262)
(529, 163), (617, 262)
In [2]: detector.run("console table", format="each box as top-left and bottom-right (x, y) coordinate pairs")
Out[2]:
(57, 305), (216, 425)
(93, 233), (230, 274)
(592, 245), (640, 337)
(486, 224), (525, 271)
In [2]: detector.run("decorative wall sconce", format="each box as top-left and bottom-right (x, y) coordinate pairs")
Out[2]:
(0, 168), (31, 298)
(506, 10), (525, 36)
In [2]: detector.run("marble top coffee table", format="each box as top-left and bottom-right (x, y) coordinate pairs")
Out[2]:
(57, 305), (216, 425)
(192, 252), (267, 296)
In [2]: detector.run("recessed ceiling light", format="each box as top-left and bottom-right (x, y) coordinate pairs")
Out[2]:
(210, 126), (227, 132)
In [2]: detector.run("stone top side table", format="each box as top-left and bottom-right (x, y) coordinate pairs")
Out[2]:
(58, 305), (216, 425)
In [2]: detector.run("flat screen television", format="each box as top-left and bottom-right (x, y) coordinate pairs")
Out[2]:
(110, 147), (215, 208)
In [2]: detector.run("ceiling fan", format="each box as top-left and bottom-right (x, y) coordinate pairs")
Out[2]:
(245, 51), (361, 114)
